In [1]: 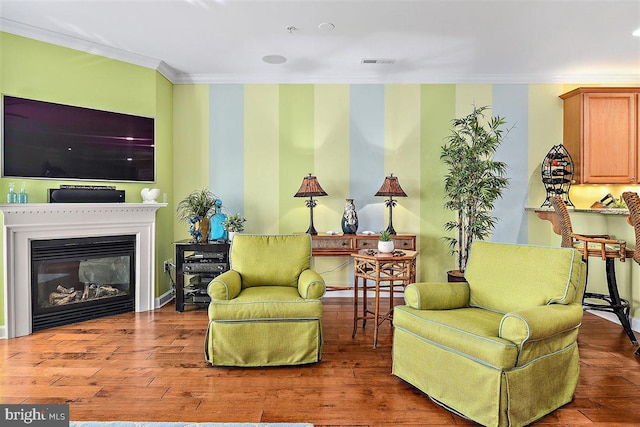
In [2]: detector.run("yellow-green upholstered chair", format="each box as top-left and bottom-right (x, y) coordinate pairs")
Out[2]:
(392, 241), (587, 427)
(205, 234), (325, 366)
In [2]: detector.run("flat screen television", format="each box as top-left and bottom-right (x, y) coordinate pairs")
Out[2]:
(2, 95), (155, 182)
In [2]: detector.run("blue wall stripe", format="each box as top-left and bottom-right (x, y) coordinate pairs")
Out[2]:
(349, 85), (386, 232)
(209, 84), (244, 215)
(492, 84), (529, 244)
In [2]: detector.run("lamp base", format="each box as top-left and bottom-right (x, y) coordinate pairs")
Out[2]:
(385, 202), (397, 235)
(384, 224), (397, 235)
(306, 202), (318, 235)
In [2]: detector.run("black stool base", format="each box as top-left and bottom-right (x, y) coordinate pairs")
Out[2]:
(583, 258), (638, 347)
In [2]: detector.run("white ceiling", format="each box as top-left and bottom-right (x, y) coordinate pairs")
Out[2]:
(1, 0), (639, 84)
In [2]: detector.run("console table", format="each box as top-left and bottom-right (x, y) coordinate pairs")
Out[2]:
(310, 233), (416, 292)
(311, 234), (416, 256)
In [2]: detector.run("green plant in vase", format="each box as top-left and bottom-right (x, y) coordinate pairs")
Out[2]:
(222, 213), (246, 241)
(177, 189), (218, 243)
(378, 230), (394, 253)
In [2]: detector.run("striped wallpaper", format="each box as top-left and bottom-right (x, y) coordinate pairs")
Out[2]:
(200, 83), (565, 285)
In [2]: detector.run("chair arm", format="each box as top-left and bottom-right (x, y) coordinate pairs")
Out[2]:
(404, 282), (470, 310)
(207, 270), (242, 301)
(298, 269), (326, 299)
(573, 233), (610, 239)
(499, 303), (584, 345)
(572, 233), (627, 260)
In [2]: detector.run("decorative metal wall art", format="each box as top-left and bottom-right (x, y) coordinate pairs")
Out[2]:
(541, 145), (574, 207)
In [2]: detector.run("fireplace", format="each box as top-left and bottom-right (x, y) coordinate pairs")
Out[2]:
(31, 235), (136, 331)
(1, 203), (164, 339)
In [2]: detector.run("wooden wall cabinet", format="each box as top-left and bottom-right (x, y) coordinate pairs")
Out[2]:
(560, 87), (639, 184)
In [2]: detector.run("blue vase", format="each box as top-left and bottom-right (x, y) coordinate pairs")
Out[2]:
(210, 211), (228, 241)
(341, 199), (358, 234)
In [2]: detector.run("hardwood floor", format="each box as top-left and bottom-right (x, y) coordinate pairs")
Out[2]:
(1, 298), (639, 426)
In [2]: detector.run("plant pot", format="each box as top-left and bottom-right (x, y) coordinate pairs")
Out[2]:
(228, 231), (237, 242)
(447, 270), (466, 283)
(378, 241), (394, 253)
(190, 217), (210, 243)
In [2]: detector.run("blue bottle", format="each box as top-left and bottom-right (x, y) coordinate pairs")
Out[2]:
(18, 182), (28, 203)
(7, 183), (17, 203)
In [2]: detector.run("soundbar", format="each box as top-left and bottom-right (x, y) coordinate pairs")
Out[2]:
(48, 188), (125, 203)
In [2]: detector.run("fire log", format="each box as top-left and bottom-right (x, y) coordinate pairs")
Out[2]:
(56, 285), (75, 294)
(48, 290), (83, 305)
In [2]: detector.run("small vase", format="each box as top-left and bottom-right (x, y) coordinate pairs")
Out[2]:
(228, 231), (237, 242)
(198, 217), (211, 243)
(378, 240), (394, 253)
(189, 217), (210, 243)
(341, 199), (359, 235)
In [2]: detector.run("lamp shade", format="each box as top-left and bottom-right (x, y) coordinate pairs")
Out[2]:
(375, 173), (407, 197)
(294, 174), (328, 198)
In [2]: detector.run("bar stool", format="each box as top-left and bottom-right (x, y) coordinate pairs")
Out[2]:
(620, 191), (640, 357)
(549, 196), (638, 349)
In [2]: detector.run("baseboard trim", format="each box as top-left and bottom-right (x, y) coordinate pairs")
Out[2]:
(0, 325), (7, 339)
(586, 309), (640, 333)
(155, 290), (174, 309)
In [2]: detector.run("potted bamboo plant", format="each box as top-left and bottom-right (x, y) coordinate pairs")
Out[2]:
(176, 189), (218, 243)
(441, 105), (510, 280)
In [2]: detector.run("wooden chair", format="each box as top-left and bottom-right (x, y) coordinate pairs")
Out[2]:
(621, 191), (640, 357)
(549, 196), (638, 350)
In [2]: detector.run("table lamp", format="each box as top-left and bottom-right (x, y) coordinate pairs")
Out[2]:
(294, 173), (328, 235)
(375, 173), (407, 235)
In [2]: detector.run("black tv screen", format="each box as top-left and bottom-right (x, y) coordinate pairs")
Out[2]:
(2, 95), (155, 182)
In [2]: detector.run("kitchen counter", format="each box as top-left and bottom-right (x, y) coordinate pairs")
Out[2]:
(526, 206), (631, 235)
(525, 206), (629, 215)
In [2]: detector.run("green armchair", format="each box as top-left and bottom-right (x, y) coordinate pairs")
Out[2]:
(392, 241), (587, 427)
(205, 234), (325, 367)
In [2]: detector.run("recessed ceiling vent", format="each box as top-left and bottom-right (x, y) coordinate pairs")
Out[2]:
(361, 58), (396, 64)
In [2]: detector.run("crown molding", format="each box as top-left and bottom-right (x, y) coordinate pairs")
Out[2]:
(156, 61), (180, 83)
(2, 18), (638, 86)
(0, 18), (180, 83)
(172, 72), (640, 85)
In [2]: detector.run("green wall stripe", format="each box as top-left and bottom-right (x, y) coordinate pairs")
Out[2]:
(313, 85), (350, 233)
(527, 84), (565, 246)
(312, 85), (352, 287)
(384, 84), (421, 235)
(279, 85), (315, 234)
(456, 85), (492, 117)
(420, 84), (456, 281)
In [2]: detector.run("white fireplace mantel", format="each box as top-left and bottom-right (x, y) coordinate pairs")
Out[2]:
(1, 203), (166, 338)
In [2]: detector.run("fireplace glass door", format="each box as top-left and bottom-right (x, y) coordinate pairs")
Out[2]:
(31, 235), (136, 331)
